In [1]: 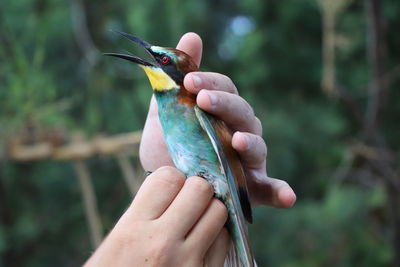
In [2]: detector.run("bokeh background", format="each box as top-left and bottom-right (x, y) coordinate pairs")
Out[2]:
(1, 0), (399, 266)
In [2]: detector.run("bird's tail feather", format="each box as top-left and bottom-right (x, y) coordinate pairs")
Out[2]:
(224, 241), (257, 267)
(224, 242), (241, 267)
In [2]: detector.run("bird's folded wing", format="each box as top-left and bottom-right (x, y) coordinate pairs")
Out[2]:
(194, 106), (252, 223)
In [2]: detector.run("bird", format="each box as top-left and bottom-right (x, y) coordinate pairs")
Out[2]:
(105, 30), (255, 267)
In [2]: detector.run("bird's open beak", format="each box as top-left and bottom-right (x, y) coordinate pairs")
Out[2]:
(104, 30), (156, 67)
(105, 30), (178, 91)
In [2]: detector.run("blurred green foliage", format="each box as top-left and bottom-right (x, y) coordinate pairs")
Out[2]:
(1, 0), (399, 266)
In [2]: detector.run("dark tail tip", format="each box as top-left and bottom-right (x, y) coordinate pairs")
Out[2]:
(239, 187), (253, 223)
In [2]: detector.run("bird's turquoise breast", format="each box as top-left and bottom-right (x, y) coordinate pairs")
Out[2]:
(154, 89), (227, 195)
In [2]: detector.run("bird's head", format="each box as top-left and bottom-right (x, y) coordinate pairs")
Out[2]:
(105, 30), (198, 92)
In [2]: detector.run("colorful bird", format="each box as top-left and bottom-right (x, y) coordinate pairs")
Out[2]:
(105, 30), (255, 267)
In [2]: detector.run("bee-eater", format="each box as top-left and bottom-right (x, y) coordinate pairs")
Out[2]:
(105, 31), (255, 267)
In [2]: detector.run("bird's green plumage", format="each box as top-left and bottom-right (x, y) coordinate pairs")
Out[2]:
(155, 89), (225, 188)
(155, 89), (254, 266)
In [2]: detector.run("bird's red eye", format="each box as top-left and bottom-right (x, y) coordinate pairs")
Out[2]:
(161, 56), (170, 64)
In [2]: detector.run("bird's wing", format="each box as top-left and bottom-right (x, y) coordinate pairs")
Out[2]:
(194, 106), (253, 223)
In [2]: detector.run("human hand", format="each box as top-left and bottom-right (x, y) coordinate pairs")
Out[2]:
(84, 167), (230, 267)
(139, 33), (296, 208)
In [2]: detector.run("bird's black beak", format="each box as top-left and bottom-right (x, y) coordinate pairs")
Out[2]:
(104, 30), (155, 67)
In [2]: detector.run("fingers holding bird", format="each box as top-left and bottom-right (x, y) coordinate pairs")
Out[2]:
(161, 176), (214, 237)
(184, 71), (297, 208)
(185, 72), (261, 135)
(248, 172), (297, 208)
(232, 132), (267, 170)
(128, 166), (186, 220)
(232, 132), (296, 208)
(185, 199), (228, 255)
(196, 90), (263, 135)
(104, 169), (230, 267)
(203, 227), (231, 267)
(185, 72), (239, 94)
(232, 132), (295, 207)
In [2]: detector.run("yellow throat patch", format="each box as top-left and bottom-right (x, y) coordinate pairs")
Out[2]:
(141, 66), (178, 91)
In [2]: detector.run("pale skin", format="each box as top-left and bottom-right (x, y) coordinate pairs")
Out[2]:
(85, 32), (296, 266)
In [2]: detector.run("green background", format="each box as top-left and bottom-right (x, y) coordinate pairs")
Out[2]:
(1, 0), (399, 266)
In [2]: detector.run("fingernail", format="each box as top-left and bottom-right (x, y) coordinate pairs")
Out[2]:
(192, 74), (202, 88)
(207, 91), (218, 107)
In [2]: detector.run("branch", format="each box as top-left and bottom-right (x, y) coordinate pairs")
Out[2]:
(115, 153), (142, 195)
(335, 82), (364, 125)
(7, 131), (142, 161)
(74, 161), (103, 248)
(350, 142), (400, 191)
(70, 0), (99, 66)
(365, 0), (387, 135)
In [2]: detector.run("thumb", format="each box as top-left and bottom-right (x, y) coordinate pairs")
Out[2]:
(176, 32), (203, 67)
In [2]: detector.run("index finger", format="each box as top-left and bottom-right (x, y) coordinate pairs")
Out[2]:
(176, 32), (203, 67)
(128, 166), (186, 220)
(184, 72), (239, 95)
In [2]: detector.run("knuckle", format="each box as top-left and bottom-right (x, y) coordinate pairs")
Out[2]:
(254, 117), (263, 135)
(263, 142), (268, 158)
(241, 101), (255, 122)
(211, 76), (219, 90)
(279, 180), (290, 189)
(248, 105), (255, 118)
(273, 179), (290, 192)
(223, 75), (237, 93)
(222, 74), (232, 85)
(256, 135), (268, 158)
